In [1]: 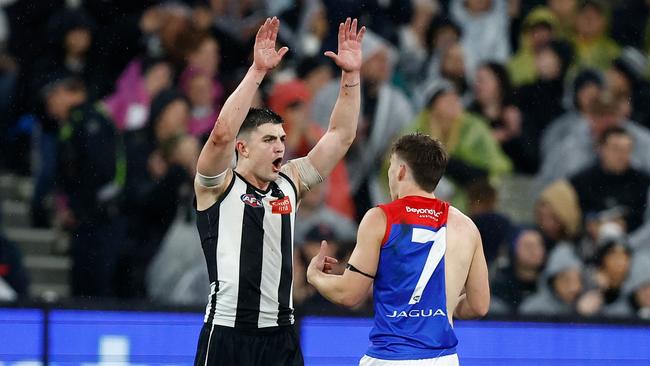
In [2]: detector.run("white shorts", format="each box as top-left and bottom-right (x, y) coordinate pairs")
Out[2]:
(359, 354), (459, 366)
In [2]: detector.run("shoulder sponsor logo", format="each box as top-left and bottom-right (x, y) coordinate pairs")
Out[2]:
(241, 194), (263, 208)
(406, 206), (442, 219)
(386, 308), (447, 318)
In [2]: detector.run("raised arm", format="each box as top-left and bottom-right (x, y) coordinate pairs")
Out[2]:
(306, 207), (383, 307)
(306, 18), (365, 179)
(195, 17), (287, 206)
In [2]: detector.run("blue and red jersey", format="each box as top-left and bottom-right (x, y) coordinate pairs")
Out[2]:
(366, 195), (458, 360)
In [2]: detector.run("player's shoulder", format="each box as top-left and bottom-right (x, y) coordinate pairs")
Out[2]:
(447, 206), (480, 239)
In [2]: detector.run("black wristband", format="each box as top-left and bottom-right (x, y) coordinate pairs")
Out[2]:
(346, 263), (375, 279)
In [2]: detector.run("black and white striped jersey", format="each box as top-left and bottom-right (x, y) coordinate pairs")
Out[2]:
(196, 170), (297, 329)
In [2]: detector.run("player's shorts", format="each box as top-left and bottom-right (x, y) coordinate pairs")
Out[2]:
(194, 322), (304, 366)
(360, 354), (459, 366)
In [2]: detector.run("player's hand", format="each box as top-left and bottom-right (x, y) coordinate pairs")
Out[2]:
(252, 17), (289, 72)
(307, 241), (339, 282)
(324, 18), (365, 73)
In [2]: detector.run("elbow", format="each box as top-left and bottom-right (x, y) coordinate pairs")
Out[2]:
(471, 293), (490, 318)
(209, 123), (235, 145)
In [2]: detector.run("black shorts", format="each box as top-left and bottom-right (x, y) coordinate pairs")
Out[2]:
(194, 323), (304, 366)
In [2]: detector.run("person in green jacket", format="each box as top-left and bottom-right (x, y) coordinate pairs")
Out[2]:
(572, 0), (620, 72)
(383, 79), (512, 212)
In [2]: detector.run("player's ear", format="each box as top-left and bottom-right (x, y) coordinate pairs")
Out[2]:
(236, 139), (249, 158)
(398, 163), (407, 182)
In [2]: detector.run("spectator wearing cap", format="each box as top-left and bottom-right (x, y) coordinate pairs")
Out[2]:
(311, 29), (414, 221)
(399, 79), (511, 212)
(534, 180), (582, 250)
(268, 79), (354, 219)
(569, 127), (650, 235)
(541, 68), (604, 157)
(449, 0), (510, 81)
(606, 47), (650, 128)
(582, 223), (632, 310)
(520, 244), (585, 316)
(508, 7), (559, 86)
(491, 228), (546, 314)
(119, 89), (199, 298)
(536, 90), (650, 191)
(604, 252), (650, 320)
(572, 0), (620, 71)
(514, 39), (573, 173)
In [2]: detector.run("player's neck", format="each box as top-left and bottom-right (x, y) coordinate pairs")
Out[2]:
(397, 184), (435, 200)
(234, 166), (271, 192)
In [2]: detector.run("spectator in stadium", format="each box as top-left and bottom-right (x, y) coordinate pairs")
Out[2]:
(467, 179), (513, 265)
(51, 77), (125, 297)
(547, 0), (577, 39)
(508, 7), (558, 86)
(267, 79), (354, 218)
(403, 79), (511, 211)
(491, 228), (546, 314)
(582, 224), (632, 311)
(294, 182), (358, 247)
(572, 0), (620, 71)
(103, 57), (173, 132)
(541, 68), (604, 157)
(296, 56), (334, 97)
(0, 233), (29, 301)
(569, 127), (650, 234)
(537, 91), (650, 190)
(278, 0), (329, 59)
(449, 0), (510, 80)
(535, 180), (582, 249)
(468, 62), (527, 170)
(118, 90), (199, 298)
(606, 47), (650, 129)
(520, 244), (584, 316)
(604, 252), (650, 320)
(514, 39), (573, 173)
(311, 29), (413, 221)
(419, 16), (462, 97)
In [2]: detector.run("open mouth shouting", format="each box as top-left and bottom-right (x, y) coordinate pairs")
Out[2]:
(272, 157), (283, 173)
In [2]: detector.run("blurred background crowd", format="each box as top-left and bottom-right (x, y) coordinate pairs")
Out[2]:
(0, 0), (649, 322)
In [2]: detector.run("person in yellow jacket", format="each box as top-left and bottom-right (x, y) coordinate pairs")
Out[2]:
(508, 7), (559, 86)
(572, 0), (620, 72)
(383, 80), (512, 212)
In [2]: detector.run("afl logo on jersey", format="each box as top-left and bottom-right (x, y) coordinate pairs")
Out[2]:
(241, 194), (263, 208)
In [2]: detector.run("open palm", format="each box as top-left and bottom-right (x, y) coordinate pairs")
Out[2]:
(253, 17), (288, 72)
(325, 18), (366, 73)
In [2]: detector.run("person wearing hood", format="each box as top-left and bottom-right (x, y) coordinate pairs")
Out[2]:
(508, 7), (559, 87)
(311, 29), (414, 221)
(491, 228), (546, 314)
(119, 89), (199, 298)
(519, 244), (584, 316)
(606, 47), (650, 129)
(449, 0), (510, 80)
(572, 0), (620, 72)
(541, 68), (604, 157)
(603, 252), (650, 320)
(514, 39), (574, 173)
(268, 79), (355, 219)
(534, 180), (582, 250)
(398, 79), (511, 212)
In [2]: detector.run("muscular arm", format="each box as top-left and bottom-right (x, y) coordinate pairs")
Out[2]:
(194, 17), (288, 209)
(453, 212), (490, 319)
(306, 207), (384, 307)
(306, 18), (365, 180)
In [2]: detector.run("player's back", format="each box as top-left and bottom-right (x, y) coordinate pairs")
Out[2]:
(367, 195), (457, 360)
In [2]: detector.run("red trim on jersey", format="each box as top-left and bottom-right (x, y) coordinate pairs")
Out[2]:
(377, 196), (449, 247)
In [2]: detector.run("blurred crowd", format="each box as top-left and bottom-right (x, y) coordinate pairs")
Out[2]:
(0, 0), (649, 321)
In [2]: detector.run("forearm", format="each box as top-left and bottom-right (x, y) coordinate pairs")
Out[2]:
(454, 293), (485, 319)
(309, 272), (356, 307)
(198, 67), (266, 176)
(327, 70), (361, 145)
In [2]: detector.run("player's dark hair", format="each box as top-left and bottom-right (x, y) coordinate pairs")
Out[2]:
(237, 107), (284, 137)
(391, 133), (448, 192)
